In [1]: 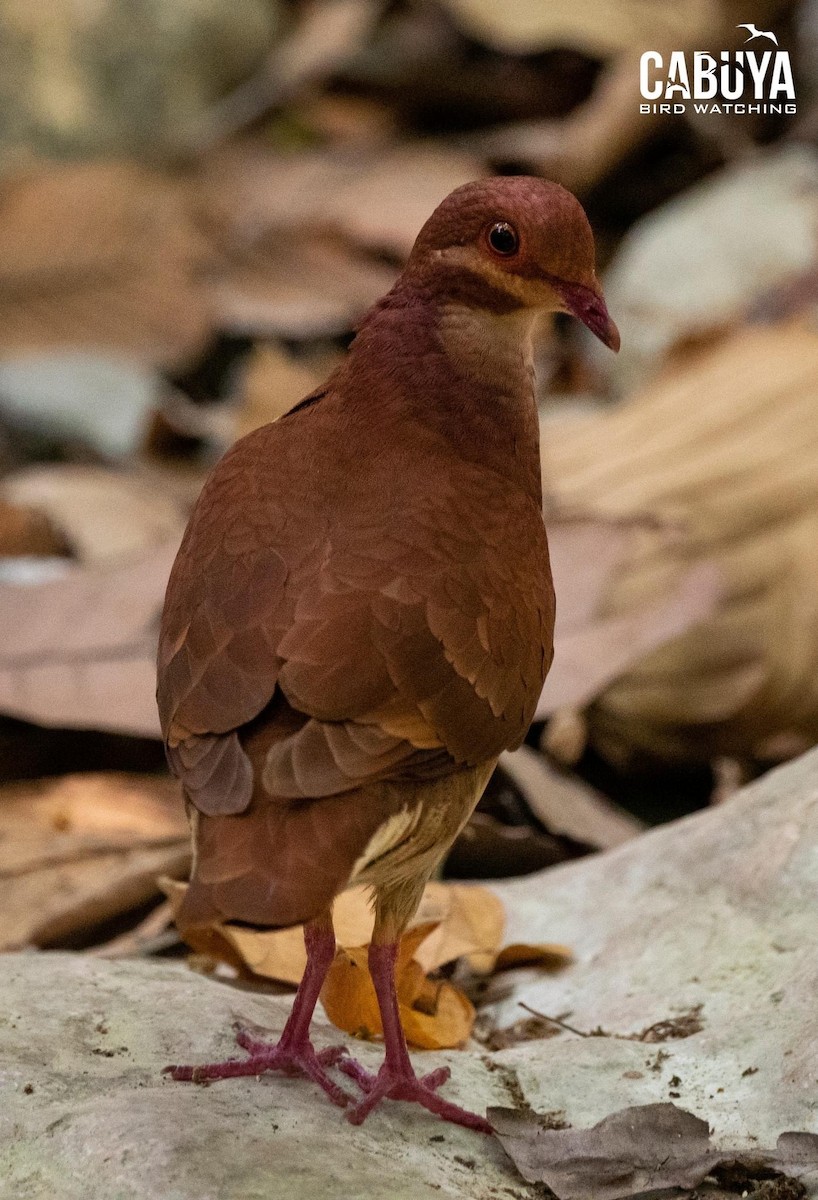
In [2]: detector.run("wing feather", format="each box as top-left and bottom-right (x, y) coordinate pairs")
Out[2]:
(157, 402), (553, 817)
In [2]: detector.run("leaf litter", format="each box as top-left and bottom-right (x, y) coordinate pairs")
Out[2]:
(162, 878), (571, 1049)
(0, 772), (189, 950)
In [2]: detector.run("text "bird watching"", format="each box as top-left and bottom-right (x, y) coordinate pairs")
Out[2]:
(639, 49), (796, 116)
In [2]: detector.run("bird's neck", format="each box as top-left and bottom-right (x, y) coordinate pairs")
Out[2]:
(343, 279), (543, 503)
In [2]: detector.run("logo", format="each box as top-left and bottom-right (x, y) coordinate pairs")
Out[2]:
(736, 24), (778, 45)
(639, 25), (796, 116)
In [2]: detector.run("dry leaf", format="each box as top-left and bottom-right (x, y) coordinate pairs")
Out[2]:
(0, 498), (66, 558)
(201, 141), (484, 259)
(536, 517), (722, 720)
(0, 540), (175, 737)
(164, 880), (507, 986)
(212, 235), (396, 339)
(165, 877), (566, 1048)
(2, 465), (187, 565)
(0, 773), (189, 949)
(500, 746), (642, 848)
(493, 943), (573, 972)
(490, 1102), (818, 1200)
(0, 162), (212, 367)
(320, 943), (383, 1038)
(544, 323), (818, 764)
(199, 140), (482, 339)
(412, 882), (506, 975)
(235, 343), (330, 439)
(320, 923), (475, 1049)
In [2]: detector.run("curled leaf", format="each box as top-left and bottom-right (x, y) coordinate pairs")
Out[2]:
(320, 924), (476, 1050)
(493, 943), (573, 972)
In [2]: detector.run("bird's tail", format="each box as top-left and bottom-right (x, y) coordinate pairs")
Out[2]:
(176, 783), (407, 931)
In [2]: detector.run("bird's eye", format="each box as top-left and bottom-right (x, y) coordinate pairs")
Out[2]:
(487, 221), (519, 257)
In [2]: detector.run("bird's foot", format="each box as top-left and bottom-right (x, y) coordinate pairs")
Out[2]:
(163, 1026), (352, 1107)
(341, 1059), (492, 1133)
(337, 1055), (448, 1095)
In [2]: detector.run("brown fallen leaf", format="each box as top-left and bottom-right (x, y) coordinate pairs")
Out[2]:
(537, 517), (722, 722)
(500, 745), (643, 848)
(2, 465), (187, 565)
(490, 1102), (818, 1200)
(164, 876), (569, 1048)
(200, 141), (484, 260)
(0, 161), (212, 367)
(0, 773), (189, 950)
(493, 943), (573, 972)
(412, 882), (505, 975)
(0, 539), (174, 737)
(606, 148), (818, 393)
(0, 498), (67, 558)
(235, 343), (331, 440)
(211, 234), (396, 339)
(545, 322), (818, 764)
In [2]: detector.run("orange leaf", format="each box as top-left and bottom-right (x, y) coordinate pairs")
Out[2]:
(400, 979), (475, 1051)
(319, 923), (476, 1050)
(320, 944), (382, 1040)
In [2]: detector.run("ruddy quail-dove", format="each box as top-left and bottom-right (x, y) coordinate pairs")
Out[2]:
(157, 177), (618, 1132)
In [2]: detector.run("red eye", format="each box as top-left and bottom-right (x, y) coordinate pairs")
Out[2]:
(487, 221), (519, 256)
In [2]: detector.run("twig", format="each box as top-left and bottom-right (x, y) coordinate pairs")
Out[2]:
(518, 1002), (593, 1038)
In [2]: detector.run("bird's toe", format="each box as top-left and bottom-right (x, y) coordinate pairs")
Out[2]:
(163, 1027), (354, 1106)
(344, 1063), (492, 1133)
(336, 1053), (378, 1092)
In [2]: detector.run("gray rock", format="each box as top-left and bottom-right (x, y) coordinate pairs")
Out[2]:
(0, 955), (515, 1199)
(489, 748), (818, 1149)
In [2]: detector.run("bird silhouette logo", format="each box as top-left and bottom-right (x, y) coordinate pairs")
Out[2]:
(737, 23), (779, 44)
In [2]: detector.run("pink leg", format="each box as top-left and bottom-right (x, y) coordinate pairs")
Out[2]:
(164, 916), (352, 1107)
(339, 941), (493, 1133)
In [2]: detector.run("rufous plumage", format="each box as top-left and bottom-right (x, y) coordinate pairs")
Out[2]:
(157, 176), (618, 1132)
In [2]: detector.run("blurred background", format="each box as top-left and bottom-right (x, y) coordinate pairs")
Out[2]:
(2, 0), (817, 965)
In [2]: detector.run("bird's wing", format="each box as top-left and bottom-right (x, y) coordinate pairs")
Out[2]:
(158, 409), (553, 816)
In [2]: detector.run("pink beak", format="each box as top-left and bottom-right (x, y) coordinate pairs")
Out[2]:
(553, 280), (620, 352)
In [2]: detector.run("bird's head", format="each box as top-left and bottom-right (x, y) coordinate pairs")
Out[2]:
(406, 176), (619, 352)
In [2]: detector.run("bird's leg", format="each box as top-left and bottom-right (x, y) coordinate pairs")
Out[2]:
(164, 911), (352, 1107)
(340, 890), (492, 1133)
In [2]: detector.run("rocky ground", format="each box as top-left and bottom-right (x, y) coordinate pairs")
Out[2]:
(2, 750), (817, 1199)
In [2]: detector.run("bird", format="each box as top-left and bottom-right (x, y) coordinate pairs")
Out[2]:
(156, 176), (619, 1133)
(737, 23), (779, 44)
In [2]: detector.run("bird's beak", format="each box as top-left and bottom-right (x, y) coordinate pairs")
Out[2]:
(552, 279), (620, 353)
